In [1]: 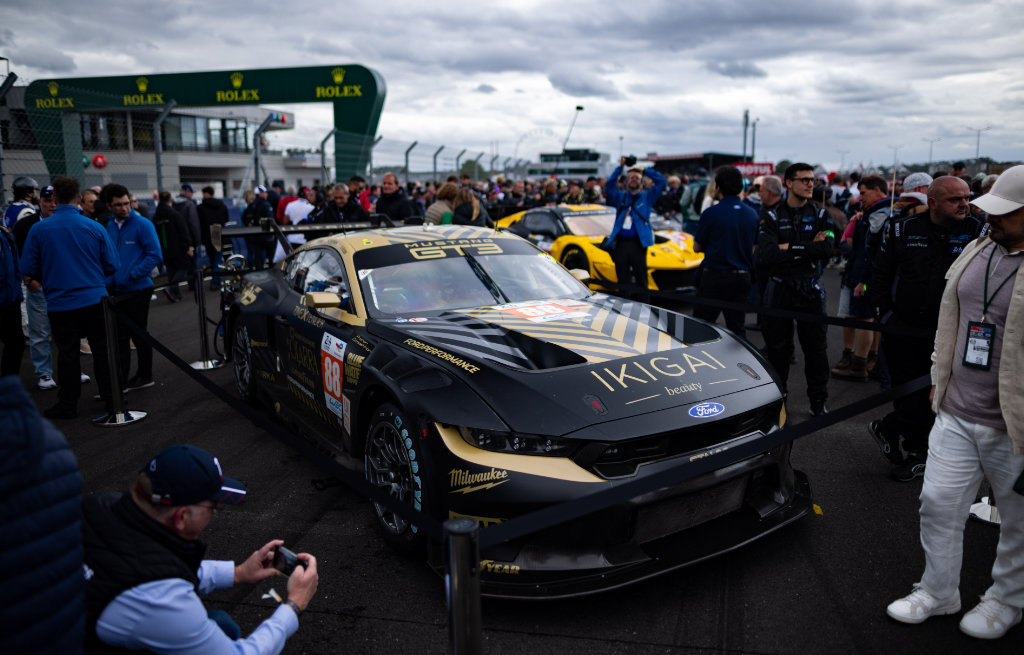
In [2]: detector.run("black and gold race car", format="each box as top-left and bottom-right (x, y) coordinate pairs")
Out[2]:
(224, 224), (810, 598)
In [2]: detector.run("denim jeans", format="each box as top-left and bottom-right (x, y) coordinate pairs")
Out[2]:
(919, 410), (1024, 607)
(24, 285), (52, 378)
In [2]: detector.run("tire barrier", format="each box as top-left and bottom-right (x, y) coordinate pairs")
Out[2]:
(104, 271), (934, 653)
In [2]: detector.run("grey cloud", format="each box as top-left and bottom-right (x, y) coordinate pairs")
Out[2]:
(548, 69), (621, 99)
(818, 76), (916, 105)
(475, 84), (497, 94)
(13, 46), (77, 74)
(705, 60), (767, 79)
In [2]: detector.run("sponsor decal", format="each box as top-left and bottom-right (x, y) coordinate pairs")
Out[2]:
(345, 351), (364, 386)
(342, 396), (351, 435)
(351, 335), (373, 352)
(405, 238), (503, 260)
(449, 468), (510, 494)
(35, 81), (74, 109)
(480, 560), (521, 575)
(589, 350), (727, 392)
(215, 72), (261, 102)
(292, 305), (325, 328)
(665, 382), (702, 395)
(500, 302), (588, 322)
(404, 338), (480, 373)
(256, 369), (275, 381)
(409, 317), (428, 323)
(238, 284), (260, 305)
(689, 444), (731, 462)
(249, 339), (268, 348)
(688, 402), (725, 419)
(320, 333), (346, 415)
(287, 331), (319, 390)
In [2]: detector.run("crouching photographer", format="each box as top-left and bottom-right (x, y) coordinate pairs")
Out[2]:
(602, 155), (666, 291)
(82, 444), (319, 654)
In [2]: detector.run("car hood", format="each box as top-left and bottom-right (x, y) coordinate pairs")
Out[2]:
(369, 295), (779, 437)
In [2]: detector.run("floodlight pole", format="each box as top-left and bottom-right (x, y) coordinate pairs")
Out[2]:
(966, 125), (991, 161)
(742, 109), (749, 161)
(922, 137), (941, 173)
(751, 118), (760, 162)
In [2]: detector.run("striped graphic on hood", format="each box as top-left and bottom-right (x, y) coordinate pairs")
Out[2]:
(399, 296), (690, 367)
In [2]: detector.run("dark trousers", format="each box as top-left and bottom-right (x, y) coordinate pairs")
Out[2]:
(761, 278), (829, 403)
(0, 301), (25, 376)
(48, 302), (111, 411)
(246, 238), (275, 270)
(113, 288), (154, 381)
(879, 325), (934, 454)
(613, 236), (648, 290)
(165, 265), (188, 301)
(202, 240), (221, 286)
(694, 268), (752, 338)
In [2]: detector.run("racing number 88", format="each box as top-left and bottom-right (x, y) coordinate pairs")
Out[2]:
(324, 357), (342, 396)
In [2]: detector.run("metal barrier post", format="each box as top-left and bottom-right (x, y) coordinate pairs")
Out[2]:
(445, 517), (482, 655)
(190, 270), (224, 370)
(93, 296), (147, 426)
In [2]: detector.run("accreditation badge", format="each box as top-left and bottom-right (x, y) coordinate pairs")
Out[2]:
(963, 321), (995, 370)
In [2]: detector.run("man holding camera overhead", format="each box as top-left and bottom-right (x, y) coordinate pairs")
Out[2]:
(81, 444), (319, 653)
(603, 156), (666, 290)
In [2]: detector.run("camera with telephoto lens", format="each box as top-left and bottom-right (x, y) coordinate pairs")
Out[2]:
(623, 155), (637, 167)
(272, 545), (307, 576)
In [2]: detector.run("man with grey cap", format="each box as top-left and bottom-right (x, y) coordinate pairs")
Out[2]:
(82, 444), (319, 653)
(886, 165), (1024, 640)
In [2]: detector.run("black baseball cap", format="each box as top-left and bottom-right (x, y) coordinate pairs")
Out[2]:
(141, 444), (246, 506)
(39, 185), (55, 198)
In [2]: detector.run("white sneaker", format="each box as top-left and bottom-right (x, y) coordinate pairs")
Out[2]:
(887, 585), (961, 624)
(37, 375), (57, 390)
(960, 597), (1022, 639)
(81, 373), (91, 384)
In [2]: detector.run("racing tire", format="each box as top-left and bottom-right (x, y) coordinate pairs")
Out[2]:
(232, 321), (258, 405)
(365, 403), (427, 553)
(561, 245), (590, 273)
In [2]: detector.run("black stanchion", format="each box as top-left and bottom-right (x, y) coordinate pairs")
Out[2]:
(445, 517), (482, 655)
(92, 296), (147, 427)
(190, 268), (223, 371)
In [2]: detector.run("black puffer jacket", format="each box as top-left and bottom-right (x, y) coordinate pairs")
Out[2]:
(0, 375), (84, 654)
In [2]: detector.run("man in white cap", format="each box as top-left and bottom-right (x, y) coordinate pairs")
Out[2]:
(886, 165), (1024, 640)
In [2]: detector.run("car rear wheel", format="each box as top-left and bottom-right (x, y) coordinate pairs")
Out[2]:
(232, 321), (258, 404)
(365, 403), (425, 552)
(561, 245), (590, 272)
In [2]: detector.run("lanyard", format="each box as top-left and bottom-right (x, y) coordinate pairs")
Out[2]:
(983, 244), (1021, 321)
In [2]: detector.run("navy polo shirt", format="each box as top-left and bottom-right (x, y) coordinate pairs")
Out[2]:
(693, 195), (758, 271)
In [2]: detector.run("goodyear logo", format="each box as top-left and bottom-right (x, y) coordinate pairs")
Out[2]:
(688, 402), (725, 419)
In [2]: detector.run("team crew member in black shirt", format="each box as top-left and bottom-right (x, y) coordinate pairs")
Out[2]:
(868, 176), (988, 481)
(757, 162), (837, 416)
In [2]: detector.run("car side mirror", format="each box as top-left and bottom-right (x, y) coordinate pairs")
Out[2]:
(304, 291), (340, 309)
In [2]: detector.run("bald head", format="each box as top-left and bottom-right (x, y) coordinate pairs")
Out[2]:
(927, 176), (970, 225)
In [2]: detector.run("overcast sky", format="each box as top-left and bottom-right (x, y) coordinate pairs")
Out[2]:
(3, 0), (1022, 172)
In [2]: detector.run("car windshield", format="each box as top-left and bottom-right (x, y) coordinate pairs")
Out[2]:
(355, 241), (589, 317)
(564, 210), (615, 237)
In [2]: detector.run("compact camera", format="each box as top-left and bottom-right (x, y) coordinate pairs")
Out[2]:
(272, 546), (307, 576)
(623, 155), (638, 167)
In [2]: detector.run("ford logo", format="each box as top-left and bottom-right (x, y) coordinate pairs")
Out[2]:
(688, 402), (725, 419)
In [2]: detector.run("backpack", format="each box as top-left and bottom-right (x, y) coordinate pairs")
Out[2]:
(691, 180), (708, 216)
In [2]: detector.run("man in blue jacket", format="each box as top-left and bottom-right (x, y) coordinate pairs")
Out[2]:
(20, 176), (119, 419)
(604, 157), (666, 291)
(103, 183), (163, 392)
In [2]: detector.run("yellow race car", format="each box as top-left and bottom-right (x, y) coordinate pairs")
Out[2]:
(497, 204), (703, 291)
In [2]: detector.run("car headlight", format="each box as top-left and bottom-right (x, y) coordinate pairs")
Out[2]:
(460, 427), (576, 457)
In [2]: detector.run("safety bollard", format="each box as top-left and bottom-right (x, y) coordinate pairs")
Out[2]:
(190, 266), (224, 370)
(445, 517), (482, 655)
(93, 296), (147, 427)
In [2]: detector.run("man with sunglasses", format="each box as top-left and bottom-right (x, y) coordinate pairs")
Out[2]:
(757, 162), (837, 416)
(82, 444), (319, 653)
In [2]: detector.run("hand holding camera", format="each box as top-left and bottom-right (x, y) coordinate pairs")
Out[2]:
(621, 155), (638, 167)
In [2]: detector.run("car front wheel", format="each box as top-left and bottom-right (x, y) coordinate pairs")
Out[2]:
(365, 402), (426, 552)
(232, 321), (257, 404)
